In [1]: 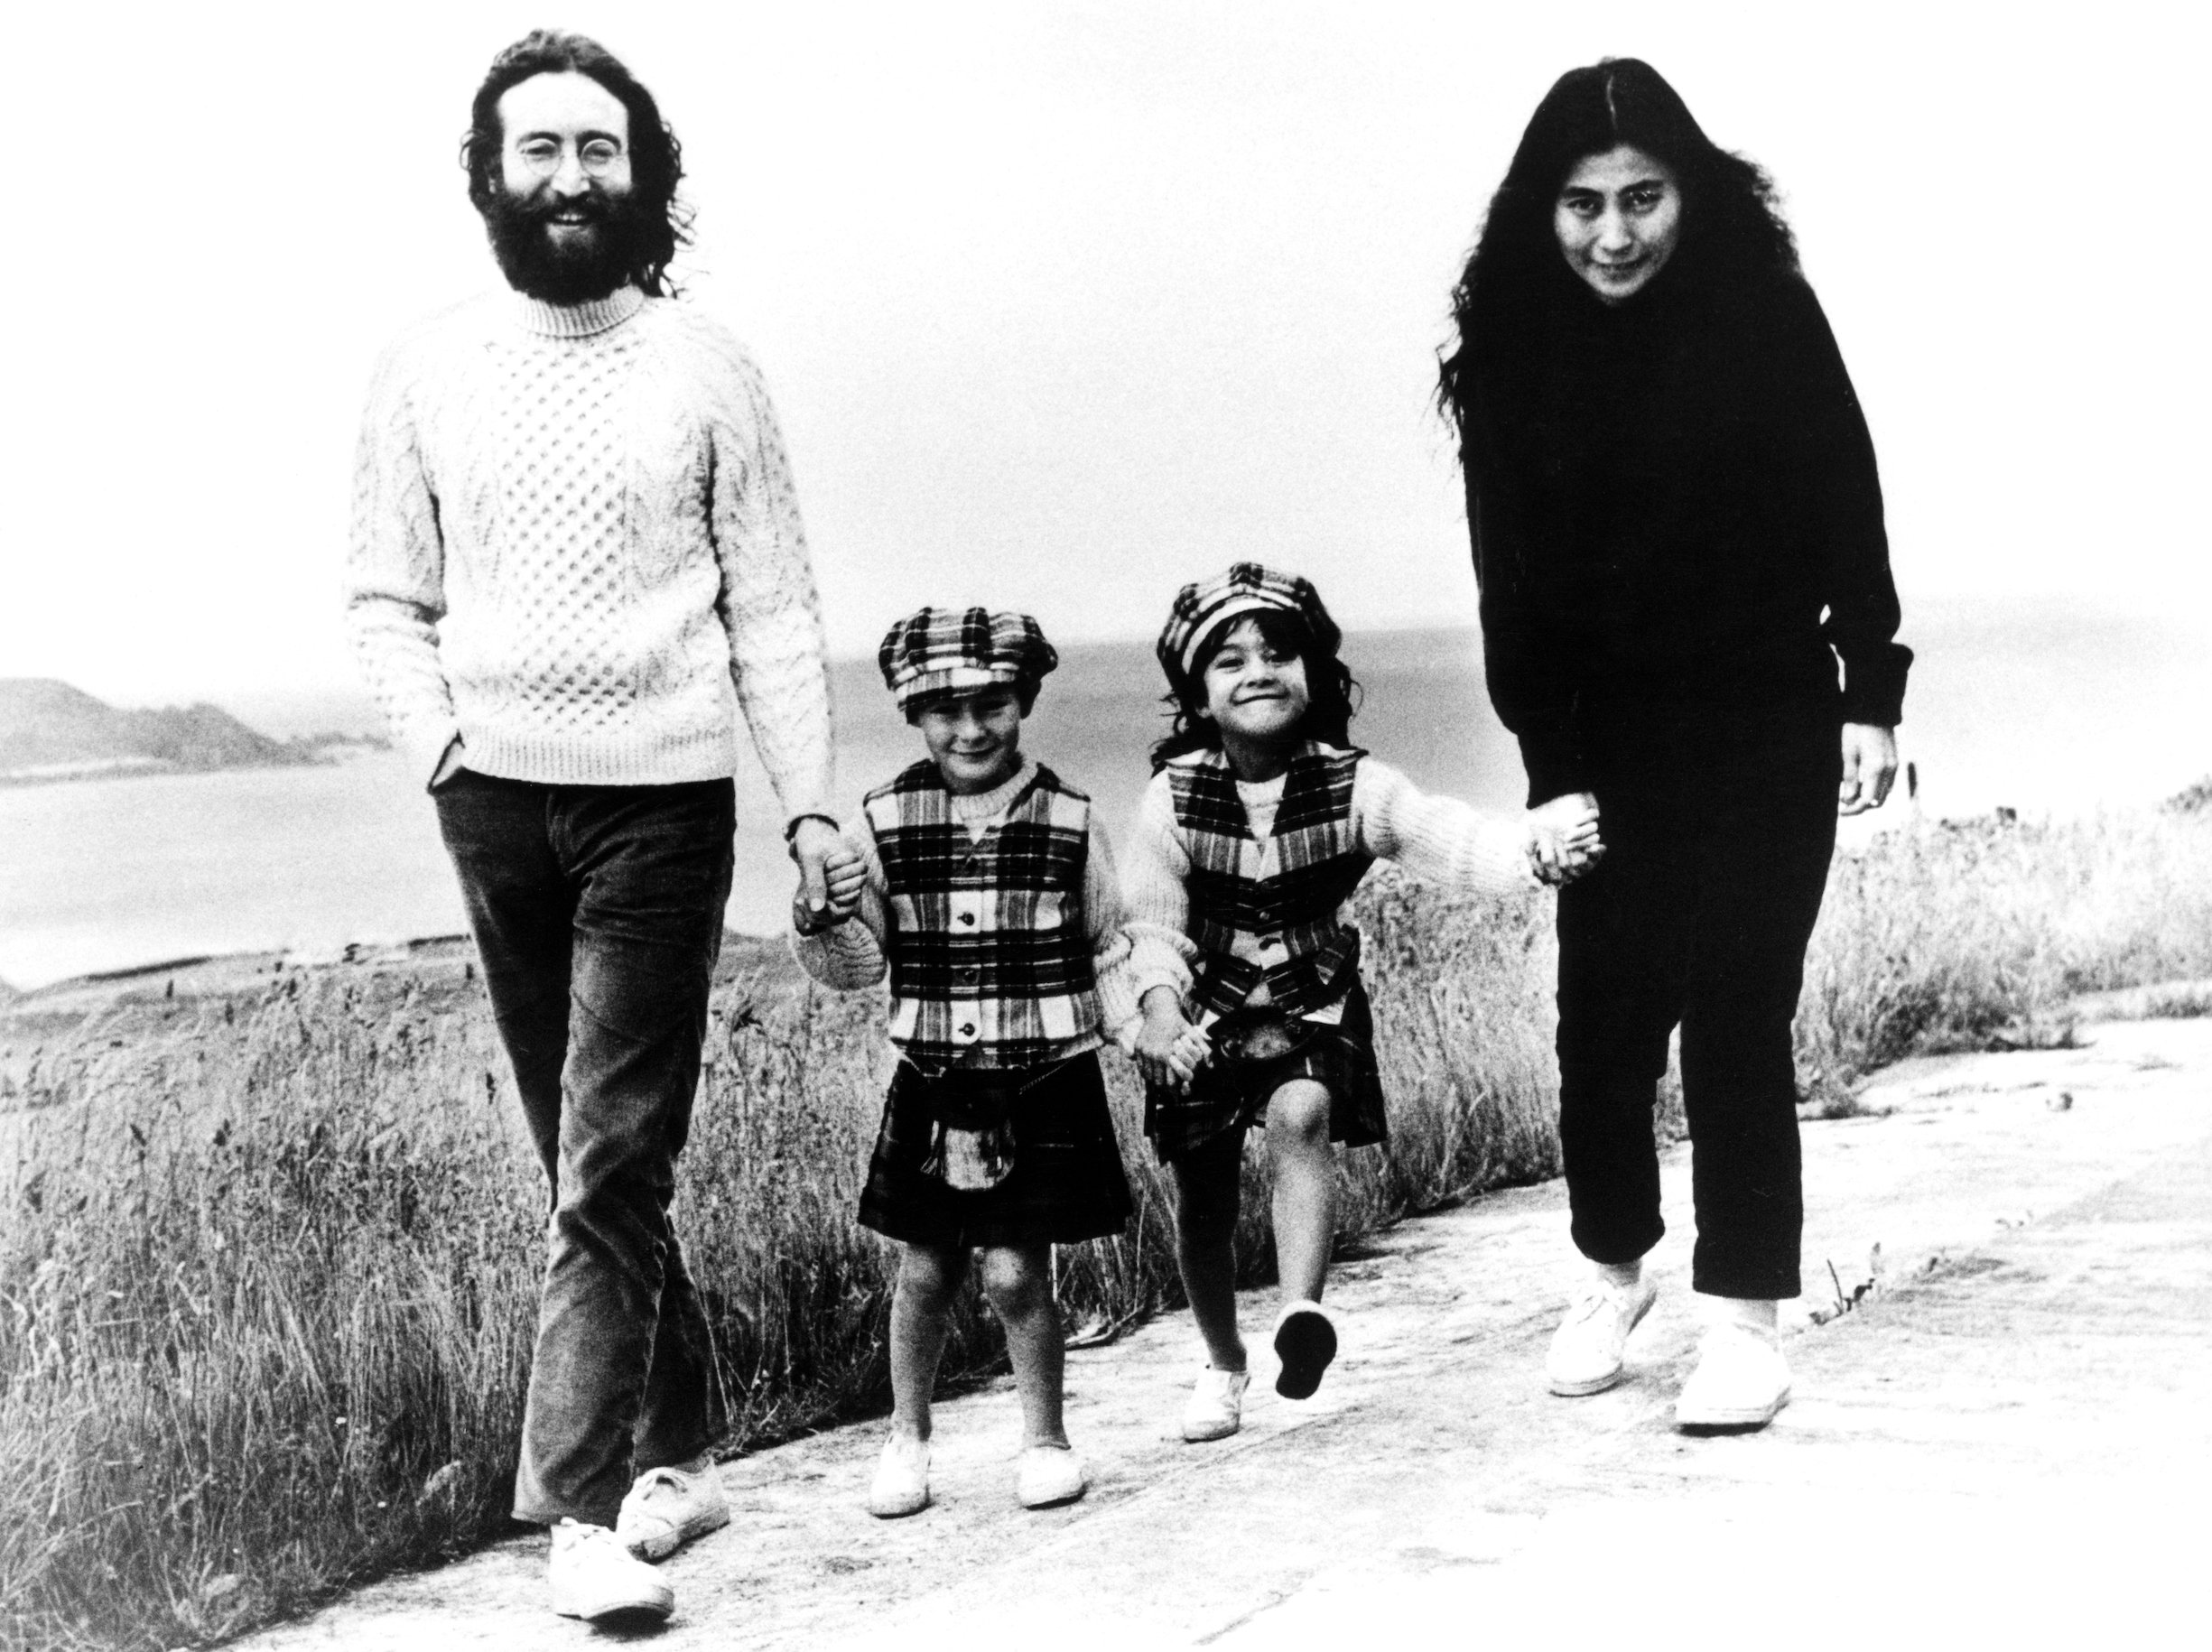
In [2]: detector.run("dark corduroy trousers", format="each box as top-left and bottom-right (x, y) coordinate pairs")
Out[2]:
(434, 769), (732, 1528)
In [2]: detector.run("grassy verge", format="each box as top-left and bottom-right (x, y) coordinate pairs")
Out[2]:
(7, 800), (2212, 1649)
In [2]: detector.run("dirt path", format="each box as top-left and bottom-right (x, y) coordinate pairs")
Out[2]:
(247, 1019), (2211, 1649)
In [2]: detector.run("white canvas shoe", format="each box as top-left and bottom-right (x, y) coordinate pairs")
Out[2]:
(548, 1518), (674, 1622)
(1675, 1320), (1791, 1432)
(1546, 1276), (1659, 1397)
(867, 1434), (932, 1518)
(1016, 1443), (1089, 1508)
(1181, 1366), (1253, 1443)
(616, 1461), (730, 1560)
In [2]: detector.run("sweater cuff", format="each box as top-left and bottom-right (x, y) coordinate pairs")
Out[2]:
(1517, 729), (1591, 808)
(1839, 641), (1912, 729)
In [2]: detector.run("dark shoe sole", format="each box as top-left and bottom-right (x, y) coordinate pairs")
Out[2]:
(1273, 1307), (1337, 1400)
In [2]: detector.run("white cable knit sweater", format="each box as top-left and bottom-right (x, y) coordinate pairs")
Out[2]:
(345, 286), (832, 816)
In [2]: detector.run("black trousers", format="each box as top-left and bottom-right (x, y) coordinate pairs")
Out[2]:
(1554, 718), (1838, 1300)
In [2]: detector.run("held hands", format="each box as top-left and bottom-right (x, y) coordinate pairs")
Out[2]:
(788, 817), (863, 934)
(1133, 986), (1211, 1091)
(1526, 792), (1605, 886)
(1838, 724), (1899, 816)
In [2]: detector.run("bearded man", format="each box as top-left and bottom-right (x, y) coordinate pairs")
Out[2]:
(345, 30), (841, 1624)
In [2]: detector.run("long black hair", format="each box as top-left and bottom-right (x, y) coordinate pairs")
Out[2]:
(461, 30), (693, 298)
(1150, 607), (1361, 771)
(1437, 58), (1798, 447)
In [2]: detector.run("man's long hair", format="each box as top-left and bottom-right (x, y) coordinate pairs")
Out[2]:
(461, 29), (692, 297)
(1436, 58), (1798, 449)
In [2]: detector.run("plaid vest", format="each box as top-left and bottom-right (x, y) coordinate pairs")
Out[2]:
(863, 760), (1099, 1072)
(1166, 743), (1375, 1017)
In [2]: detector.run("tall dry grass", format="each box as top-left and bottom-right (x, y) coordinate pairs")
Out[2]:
(7, 801), (2212, 1649)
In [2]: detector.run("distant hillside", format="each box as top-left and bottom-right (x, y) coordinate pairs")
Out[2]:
(0, 679), (324, 784)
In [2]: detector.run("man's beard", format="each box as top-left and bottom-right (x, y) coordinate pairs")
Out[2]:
(481, 184), (651, 306)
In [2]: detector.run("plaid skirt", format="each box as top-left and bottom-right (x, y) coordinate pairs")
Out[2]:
(1145, 976), (1389, 1165)
(858, 1050), (1134, 1249)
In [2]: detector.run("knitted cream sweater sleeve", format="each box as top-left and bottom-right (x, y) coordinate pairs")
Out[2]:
(1083, 818), (1143, 1040)
(1119, 773), (1200, 1005)
(1352, 757), (1538, 894)
(694, 318), (835, 825)
(344, 331), (460, 787)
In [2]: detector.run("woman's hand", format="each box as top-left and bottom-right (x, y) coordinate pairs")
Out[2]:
(1134, 987), (1211, 1091)
(1838, 724), (1899, 816)
(1528, 792), (1604, 886)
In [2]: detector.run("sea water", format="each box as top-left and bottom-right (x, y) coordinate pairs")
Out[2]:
(4, 604), (2206, 992)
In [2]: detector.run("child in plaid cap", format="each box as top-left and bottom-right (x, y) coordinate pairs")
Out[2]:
(793, 605), (1141, 1519)
(1120, 563), (1601, 1441)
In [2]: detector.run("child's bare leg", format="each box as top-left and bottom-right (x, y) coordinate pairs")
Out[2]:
(1167, 1134), (1248, 1370)
(979, 1244), (1068, 1448)
(890, 1243), (970, 1442)
(1266, 1079), (1335, 1304)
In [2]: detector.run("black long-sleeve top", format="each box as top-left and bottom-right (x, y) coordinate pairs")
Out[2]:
(1464, 271), (1910, 805)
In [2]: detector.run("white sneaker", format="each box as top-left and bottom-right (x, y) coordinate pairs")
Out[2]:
(1271, 1301), (1337, 1400)
(1546, 1276), (1658, 1397)
(867, 1434), (931, 1518)
(1016, 1443), (1089, 1508)
(548, 1518), (674, 1622)
(616, 1461), (730, 1560)
(1675, 1320), (1791, 1432)
(1182, 1366), (1253, 1443)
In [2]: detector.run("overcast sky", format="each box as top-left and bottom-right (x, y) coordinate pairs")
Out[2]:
(5, 1), (2202, 706)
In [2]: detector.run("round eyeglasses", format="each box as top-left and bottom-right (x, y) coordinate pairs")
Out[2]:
(513, 137), (625, 178)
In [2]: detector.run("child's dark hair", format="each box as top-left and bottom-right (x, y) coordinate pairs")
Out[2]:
(1150, 608), (1360, 771)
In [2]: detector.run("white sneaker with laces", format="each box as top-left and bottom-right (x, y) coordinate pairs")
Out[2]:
(867, 1434), (931, 1518)
(548, 1518), (674, 1622)
(1182, 1366), (1253, 1443)
(1675, 1319), (1791, 1431)
(616, 1461), (730, 1560)
(1546, 1276), (1659, 1397)
(1016, 1443), (1089, 1508)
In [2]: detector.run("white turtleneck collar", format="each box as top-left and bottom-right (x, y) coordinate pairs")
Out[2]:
(513, 284), (646, 339)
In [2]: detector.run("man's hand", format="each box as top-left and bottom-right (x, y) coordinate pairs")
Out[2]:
(1527, 791), (1604, 886)
(1133, 986), (1210, 1091)
(1838, 724), (1899, 816)
(792, 840), (864, 935)
(787, 816), (846, 929)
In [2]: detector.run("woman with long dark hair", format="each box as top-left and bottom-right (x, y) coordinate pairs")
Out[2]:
(1438, 59), (1910, 1430)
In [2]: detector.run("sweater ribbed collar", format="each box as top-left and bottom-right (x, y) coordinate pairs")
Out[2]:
(512, 284), (646, 339)
(947, 756), (1035, 828)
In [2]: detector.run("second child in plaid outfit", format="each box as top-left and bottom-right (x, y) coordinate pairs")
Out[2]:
(794, 607), (1140, 1518)
(1123, 565), (1601, 1442)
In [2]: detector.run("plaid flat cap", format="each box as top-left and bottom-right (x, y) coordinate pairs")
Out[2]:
(1156, 562), (1334, 679)
(878, 607), (1059, 711)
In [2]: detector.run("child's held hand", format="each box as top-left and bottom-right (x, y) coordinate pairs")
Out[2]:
(792, 845), (864, 935)
(1526, 792), (1605, 886)
(1134, 991), (1211, 1091)
(821, 844), (866, 916)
